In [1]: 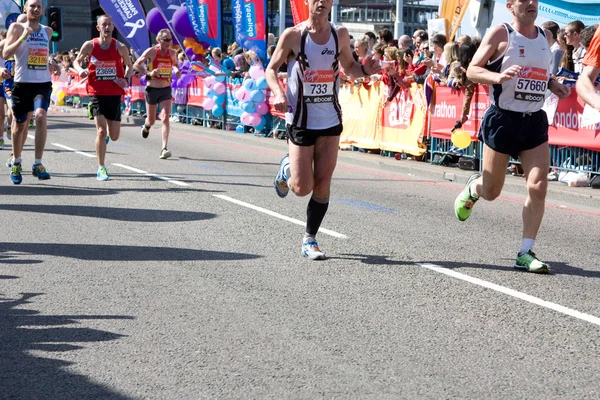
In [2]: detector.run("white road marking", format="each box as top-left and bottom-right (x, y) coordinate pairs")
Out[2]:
(213, 194), (348, 239)
(52, 143), (96, 158)
(418, 263), (600, 327)
(112, 163), (189, 186)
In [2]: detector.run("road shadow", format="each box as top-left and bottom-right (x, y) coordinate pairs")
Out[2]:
(0, 204), (216, 223)
(47, 122), (95, 131)
(0, 243), (261, 262)
(337, 254), (600, 278)
(0, 292), (134, 399)
(178, 156), (278, 166)
(0, 184), (219, 197)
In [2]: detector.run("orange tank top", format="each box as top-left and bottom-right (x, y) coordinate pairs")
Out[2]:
(149, 46), (172, 82)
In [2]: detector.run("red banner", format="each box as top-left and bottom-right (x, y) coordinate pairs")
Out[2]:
(129, 76), (145, 103)
(429, 85), (491, 141)
(289, 0), (308, 25)
(187, 76), (206, 107)
(430, 84), (600, 152)
(549, 90), (600, 151)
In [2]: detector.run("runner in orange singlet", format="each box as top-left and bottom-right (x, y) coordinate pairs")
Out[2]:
(133, 29), (180, 159)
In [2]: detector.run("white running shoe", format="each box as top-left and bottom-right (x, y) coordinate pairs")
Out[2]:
(274, 154), (289, 198)
(301, 240), (326, 260)
(159, 148), (172, 159)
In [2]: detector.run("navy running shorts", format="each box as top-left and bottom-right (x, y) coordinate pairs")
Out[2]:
(478, 104), (548, 159)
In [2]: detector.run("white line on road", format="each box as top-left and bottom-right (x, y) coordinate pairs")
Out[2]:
(52, 143), (96, 158)
(213, 194), (348, 239)
(112, 163), (189, 186)
(417, 263), (600, 327)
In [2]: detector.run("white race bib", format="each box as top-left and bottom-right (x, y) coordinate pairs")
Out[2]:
(514, 66), (547, 103)
(96, 61), (117, 81)
(302, 70), (334, 104)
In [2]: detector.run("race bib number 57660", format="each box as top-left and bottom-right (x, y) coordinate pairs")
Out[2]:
(514, 66), (547, 102)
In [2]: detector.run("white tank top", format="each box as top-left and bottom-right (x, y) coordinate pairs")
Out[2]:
(14, 24), (51, 83)
(285, 22), (342, 130)
(487, 23), (552, 113)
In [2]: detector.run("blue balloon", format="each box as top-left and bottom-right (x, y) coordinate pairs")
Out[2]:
(241, 101), (256, 113)
(215, 75), (226, 83)
(250, 89), (265, 103)
(236, 124), (244, 133)
(256, 76), (269, 90)
(214, 94), (225, 105)
(243, 79), (256, 91)
(212, 105), (224, 117)
(255, 122), (265, 131)
(206, 89), (215, 98)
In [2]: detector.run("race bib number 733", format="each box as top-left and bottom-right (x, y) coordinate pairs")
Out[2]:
(303, 70), (334, 104)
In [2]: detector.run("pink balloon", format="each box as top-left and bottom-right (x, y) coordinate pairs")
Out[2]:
(235, 88), (248, 101)
(203, 98), (215, 110)
(249, 113), (261, 126)
(204, 76), (215, 89)
(249, 65), (264, 80)
(213, 82), (226, 95)
(256, 102), (269, 115)
(240, 112), (251, 125)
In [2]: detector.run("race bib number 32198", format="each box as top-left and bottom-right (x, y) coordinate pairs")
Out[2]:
(27, 48), (48, 71)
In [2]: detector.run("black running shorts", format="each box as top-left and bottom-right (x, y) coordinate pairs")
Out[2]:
(12, 81), (52, 120)
(145, 86), (172, 105)
(89, 95), (122, 122)
(478, 104), (548, 159)
(286, 124), (343, 147)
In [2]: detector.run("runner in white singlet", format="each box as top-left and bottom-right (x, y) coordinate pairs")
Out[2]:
(2, 0), (60, 184)
(266, 0), (380, 260)
(453, 0), (570, 273)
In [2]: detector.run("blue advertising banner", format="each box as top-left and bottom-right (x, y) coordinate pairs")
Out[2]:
(186, 0), (222, 49)
(495, 0), (600, 25)
(99, 0), (150, 57)
(233, 0), (267, 61)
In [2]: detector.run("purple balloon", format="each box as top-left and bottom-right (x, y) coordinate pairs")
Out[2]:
(139, 75), (147, 86)
(146, 8), (169, 35)
(185, 47), (195, 58)
(172, 6), (196, 39)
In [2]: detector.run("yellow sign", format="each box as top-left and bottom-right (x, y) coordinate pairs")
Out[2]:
(439, 0), (471, 42)
(339, 82), (383, 150)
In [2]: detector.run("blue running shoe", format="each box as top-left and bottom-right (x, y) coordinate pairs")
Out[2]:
(97, 166), (109, 181)
(32, 163), (50, 180)
(274, 154), (289, 198)
(10, 162), (22, 184)
(301, 240), (326, 260)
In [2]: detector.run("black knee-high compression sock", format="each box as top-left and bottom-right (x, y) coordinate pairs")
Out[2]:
(306, 195), (329, 236)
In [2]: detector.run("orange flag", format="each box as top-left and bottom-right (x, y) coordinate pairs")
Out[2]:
(439, 0), (471, 41)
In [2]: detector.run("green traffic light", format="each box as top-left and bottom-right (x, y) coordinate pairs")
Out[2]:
(52, 32), (58, 37)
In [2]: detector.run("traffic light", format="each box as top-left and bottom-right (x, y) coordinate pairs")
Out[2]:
(47, 7), (62, 42)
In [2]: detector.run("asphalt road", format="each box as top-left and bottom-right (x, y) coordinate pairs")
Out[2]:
(1, 109), (600, 399)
